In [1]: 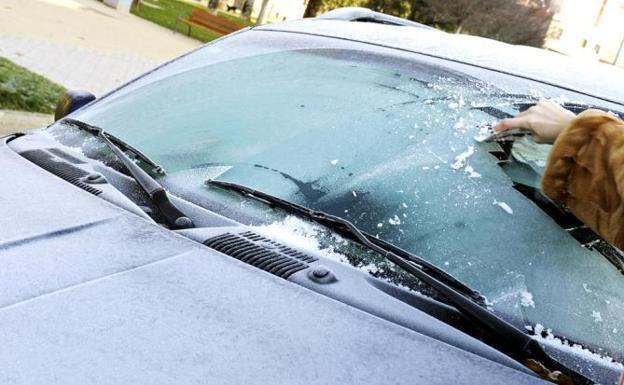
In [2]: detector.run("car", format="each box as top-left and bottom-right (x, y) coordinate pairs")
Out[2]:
(2, 7), (623, 385)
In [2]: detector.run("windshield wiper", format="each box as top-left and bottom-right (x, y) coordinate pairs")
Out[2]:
(205, 179), (593, 385)
(63, 118), (193, 230)
(211, 180), (482, 302)
(61, 118), (165, 174)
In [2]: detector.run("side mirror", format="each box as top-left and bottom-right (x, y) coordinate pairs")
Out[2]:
(54, 90), (96, 121)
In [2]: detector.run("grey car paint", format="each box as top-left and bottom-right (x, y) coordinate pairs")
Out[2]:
(0, 135), (548, 384)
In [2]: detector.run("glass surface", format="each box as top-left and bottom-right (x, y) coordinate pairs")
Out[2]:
(54, 36), (624, 358)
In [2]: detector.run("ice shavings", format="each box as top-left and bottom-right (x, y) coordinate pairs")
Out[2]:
(528, 324), (624, 370)
(448, 96), (465, 110)
(451, 145), (475, 170)
(519, 290), (535, 308)
(493, 200), (513, 215)
(251, 216), (429, 298)
(330, 159), (339, 166)
(464, 165), (481, 178)
(453, 117), (466, 131)
(473, 122), (494, 142)
(252, 216), (347, 264)
(388, 215), (401, 226)
(592, 311), (603, 323)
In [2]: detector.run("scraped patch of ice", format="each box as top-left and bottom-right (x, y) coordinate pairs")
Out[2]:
(520, 290), (535, 308)
(511, 137), (550, 168)
(493, 200), (513, 214)
(528, 324), (623, 370)
(451, 146), (475, 170)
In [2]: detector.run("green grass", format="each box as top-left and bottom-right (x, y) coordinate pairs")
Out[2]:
(132, 0), (254, 43)
(0, 57), (65, 114)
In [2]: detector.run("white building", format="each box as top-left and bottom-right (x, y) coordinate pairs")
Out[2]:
(545, 0), (624, 66)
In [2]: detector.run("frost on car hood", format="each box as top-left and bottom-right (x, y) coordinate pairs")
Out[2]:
(3, 140), (553, 385)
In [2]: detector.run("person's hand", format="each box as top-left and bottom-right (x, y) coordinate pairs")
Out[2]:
(494, 100), (577, 144)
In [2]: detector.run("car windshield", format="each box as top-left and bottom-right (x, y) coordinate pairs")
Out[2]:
(50, 31), (624, 360)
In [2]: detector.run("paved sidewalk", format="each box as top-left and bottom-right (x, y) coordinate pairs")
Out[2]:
(0, 0), (201, 96)
(0, 109), (52, 134)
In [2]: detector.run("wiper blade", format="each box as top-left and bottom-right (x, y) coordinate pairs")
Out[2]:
(61, 118), (165, 174)
(206, 179), (594, 385)
(208, 179), (481, 301)
(64, 118), (193, 230)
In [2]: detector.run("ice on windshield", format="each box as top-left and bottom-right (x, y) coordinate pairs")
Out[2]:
(68, 47), (624, 359)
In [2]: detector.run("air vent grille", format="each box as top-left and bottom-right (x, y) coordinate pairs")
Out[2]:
(204, 231), (316, 279)
(20, 149), (103, 196)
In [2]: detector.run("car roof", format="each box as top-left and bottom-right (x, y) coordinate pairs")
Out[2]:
(255, 18), (624, 105)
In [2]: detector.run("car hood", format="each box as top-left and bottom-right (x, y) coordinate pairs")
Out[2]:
(0, 135), (549, 384)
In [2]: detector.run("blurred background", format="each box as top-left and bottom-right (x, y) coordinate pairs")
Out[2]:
(1, 0), (623, 133)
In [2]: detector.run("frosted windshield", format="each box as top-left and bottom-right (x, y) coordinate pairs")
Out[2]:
(69, 47), (624, 358)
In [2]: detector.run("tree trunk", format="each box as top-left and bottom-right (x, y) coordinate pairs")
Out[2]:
(303, 0), (323, 18)
(208, 0), (220, 10)
(242, 0), (254, 18)
(257, 0), (271, 24)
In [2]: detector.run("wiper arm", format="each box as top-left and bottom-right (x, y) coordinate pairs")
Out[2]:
(64, 119), (193, 230)
(208, 180), (481, 301)
(61, 118), (165, 174)
(205, 179), (593, 385)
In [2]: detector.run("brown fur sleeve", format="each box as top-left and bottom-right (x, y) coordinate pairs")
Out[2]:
(542, 110), (624, 249)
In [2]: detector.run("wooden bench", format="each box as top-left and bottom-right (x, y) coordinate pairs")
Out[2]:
(176, 9), (244, 37)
